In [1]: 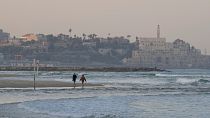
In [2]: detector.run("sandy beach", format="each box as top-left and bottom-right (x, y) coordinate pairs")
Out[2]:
(0, 79), (102, 88)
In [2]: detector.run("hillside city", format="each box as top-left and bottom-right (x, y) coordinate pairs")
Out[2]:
(0, 25), (210, 69)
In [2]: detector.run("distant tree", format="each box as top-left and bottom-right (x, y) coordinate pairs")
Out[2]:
(69, 28), (72, 38)
(127, 35), (131, 39)
(107, 33), (111, 38)
(46, 34), (55, 41)
(21, 40), (35, 46)
(88, 34), (93, 39)
(93, 34), (97, 39)
(136, 37), (139, 40)
(82, 33), (86, 40)
(74, 34), (77, 38)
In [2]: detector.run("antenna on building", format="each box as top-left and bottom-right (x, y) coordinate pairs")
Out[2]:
(157, 24), (160, 39)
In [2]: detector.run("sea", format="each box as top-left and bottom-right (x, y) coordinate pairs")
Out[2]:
(0, 69), (210, 118)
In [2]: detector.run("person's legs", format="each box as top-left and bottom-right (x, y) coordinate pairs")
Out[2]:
(73, 80), (76, 88)
(82, 80), (84, 88)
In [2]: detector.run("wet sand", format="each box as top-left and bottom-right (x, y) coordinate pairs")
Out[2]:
(0, 79), (102, 88)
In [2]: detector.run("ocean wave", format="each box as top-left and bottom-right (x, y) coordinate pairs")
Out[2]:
(176, 78), (210, 85)
(198, 79), (210, 83)
(156, 73), (210, 78)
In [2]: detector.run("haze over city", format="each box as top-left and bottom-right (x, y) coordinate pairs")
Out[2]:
(1, 1), (210, 117)
(0, 0), (210, 54)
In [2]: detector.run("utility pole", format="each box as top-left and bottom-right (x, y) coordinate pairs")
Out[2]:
(36, 60), (39, 77)
(33, 59), (39, 91)
(33, 59), (36, 90)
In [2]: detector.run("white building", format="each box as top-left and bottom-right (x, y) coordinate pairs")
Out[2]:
(83, 42), (97, 47)
(123, 25), (209, 68)
(139, 37), (166, 51)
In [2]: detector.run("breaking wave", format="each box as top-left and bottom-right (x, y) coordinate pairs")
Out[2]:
(176, 78), (210, 85)
(155, 73), (210, 78)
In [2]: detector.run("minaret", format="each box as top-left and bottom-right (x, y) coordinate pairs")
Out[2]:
(157, 24), (160, 39)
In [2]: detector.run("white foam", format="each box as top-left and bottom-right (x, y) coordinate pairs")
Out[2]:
(176, 78), (198, 84)
(0, 87), (100, 105)
(156, 73), (210, 78)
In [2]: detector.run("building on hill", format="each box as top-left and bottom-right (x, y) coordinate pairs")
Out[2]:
(0, 40), (10, 47)
(98, 48), (112, 56)
(36, 34), (47, 40)
(123, 25), (210, 68)
(139, 37), (166, 51)
(21, 34), (38, 42)
(0, 29), (10, 40)
(57, 33), (69, 40)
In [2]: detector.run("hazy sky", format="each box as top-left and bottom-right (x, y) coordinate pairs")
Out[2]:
(0, 0), (210, 53)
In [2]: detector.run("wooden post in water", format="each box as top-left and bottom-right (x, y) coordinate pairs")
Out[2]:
(33, 59), (36, 90)
(33, 73), (36, 90)
(36, 60), (39, 77)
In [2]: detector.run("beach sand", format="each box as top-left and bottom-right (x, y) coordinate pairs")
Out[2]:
(0, 79), (102, 88)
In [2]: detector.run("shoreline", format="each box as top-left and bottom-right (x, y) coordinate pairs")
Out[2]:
(0, 79), (103, 88)
(0, 66), (166, 72)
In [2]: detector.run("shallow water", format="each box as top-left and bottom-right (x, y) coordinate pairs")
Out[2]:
(0, 69), (210, 118)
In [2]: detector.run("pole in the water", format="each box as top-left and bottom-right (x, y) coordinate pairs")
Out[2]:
(34, 73), (36, 90)
(36, 60), (39, 77)
(33, 59), (36, 90)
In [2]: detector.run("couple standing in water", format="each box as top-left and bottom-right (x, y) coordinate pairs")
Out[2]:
(72, 73), (87, 88)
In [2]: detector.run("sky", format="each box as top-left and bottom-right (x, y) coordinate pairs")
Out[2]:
(0, 0), (210, 54)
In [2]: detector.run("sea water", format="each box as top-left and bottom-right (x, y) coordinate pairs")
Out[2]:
(0, 69), (210, 118)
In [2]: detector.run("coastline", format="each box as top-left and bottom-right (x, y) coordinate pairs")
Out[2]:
(0, 66), (166, 72)
(0, 79), (102, 88)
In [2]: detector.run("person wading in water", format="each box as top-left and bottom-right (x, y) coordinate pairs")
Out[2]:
(72, 73), (77, 88)
(80, 74), (87, 88)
